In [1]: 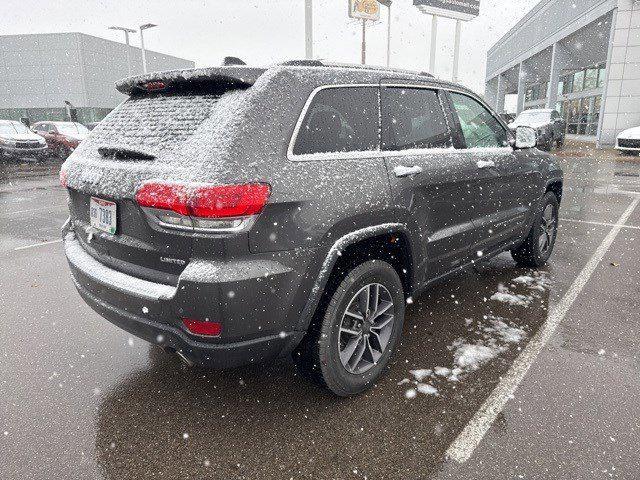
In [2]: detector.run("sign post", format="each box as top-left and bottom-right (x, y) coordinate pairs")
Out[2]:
(413, 0), (480, 79)
(348, 0), (381, 65)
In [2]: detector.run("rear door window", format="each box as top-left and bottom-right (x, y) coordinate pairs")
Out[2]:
(292, 87), (379, 156)
(381, 87), (451, 151)
(449, 92), (509, 149)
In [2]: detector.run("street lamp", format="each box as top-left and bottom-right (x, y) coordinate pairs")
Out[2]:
(377, 0), (392, 67)
(139, 23), (157, 74)
(304, 0), (313, 60)
(108, 26), (136, 77)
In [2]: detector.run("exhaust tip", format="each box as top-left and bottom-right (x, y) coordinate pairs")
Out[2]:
(176, 350), (194, 367)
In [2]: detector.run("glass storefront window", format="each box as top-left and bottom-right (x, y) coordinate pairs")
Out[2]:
(562, 95), (602, 136)
(562, 75), (573, 95)
(526, 87), (534, 102)
(573, 71), (585, 92)
(597, 65), (606, 87)
(584, 68), (598, 90)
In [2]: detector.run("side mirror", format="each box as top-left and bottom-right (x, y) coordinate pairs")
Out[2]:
(514, 126), (536, 149)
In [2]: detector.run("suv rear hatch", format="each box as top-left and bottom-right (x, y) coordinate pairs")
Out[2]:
(63, 67), (267, 284)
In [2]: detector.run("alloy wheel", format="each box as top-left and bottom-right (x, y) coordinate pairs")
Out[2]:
(338, 283), (395, 374)
(538, 203), (557, 255)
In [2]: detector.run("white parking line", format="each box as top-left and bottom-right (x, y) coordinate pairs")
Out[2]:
(446, 196), (640, 464)
(561, 217), (640, 230)
(14, 239), (63, 251)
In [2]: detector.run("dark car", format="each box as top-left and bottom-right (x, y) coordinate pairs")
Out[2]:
(509, 108), (565, 151)
(60, 62), (562, 396)
(32, 121), (89, 158)
(0, 119), (48, 160)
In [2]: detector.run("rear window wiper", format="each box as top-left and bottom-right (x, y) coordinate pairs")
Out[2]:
(98, 147), (156, 161)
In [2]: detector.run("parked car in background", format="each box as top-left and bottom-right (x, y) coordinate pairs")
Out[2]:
(0, 119), (48, 160)
(86, 121), (101, 131)
(615, 126), (640, 155)
(509, 108), (565, 151)
(32, 121), (89, 158)
(500, 112), (516, 124)
(60, 62), (563, 396)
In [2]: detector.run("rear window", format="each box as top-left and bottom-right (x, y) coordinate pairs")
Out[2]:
(292, 87), (379, 156)
(381, 87), (451, 150)
(89, 89), (244, 155)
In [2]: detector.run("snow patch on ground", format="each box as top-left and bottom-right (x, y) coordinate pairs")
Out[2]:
(490, 284), (532, 307)
(404, 314), (528, 398)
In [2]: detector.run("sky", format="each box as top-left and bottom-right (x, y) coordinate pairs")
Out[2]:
(0, 0), (538, 94)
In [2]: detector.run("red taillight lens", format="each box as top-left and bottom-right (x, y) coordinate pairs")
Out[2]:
(59, 169), (68, 188)
(190, 184), (271, 217)
(182, 318), (222, 337)
(135, 182), (189, 215)
(135, 182), (271, 218)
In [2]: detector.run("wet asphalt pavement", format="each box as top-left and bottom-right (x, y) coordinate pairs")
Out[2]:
(1, 155), (639, 479)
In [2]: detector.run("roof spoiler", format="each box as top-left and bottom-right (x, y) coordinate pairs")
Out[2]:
(115, 66), (266, 95)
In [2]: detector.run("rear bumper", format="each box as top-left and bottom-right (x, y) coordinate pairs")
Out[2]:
(64, 232), (305, 368)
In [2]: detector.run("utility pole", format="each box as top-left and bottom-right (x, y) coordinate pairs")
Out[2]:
(108, 26), (136, 77)
(305, 0), (313, 59)
(429, 15), (438, 74)
(452, 19), (462, 82)
(361, 19), (366, 65)
(382, 0), (393, 67)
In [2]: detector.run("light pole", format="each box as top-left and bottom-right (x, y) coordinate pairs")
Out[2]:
(108, 26), (136, 77)
(377, 0), (392, 67)
(139, 23), (157, 74)
(304, 0), (313, 60)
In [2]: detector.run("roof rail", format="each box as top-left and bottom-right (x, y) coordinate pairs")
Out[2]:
(278, 59), (434, 78)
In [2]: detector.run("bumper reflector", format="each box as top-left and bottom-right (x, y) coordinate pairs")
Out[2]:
(182, 318), (222, 337)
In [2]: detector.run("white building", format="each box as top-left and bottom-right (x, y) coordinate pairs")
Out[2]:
(485, 0), (640, 146)
(0, 33), (194, 125)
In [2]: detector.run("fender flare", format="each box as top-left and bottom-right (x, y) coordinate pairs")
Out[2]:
(295, 222), (410, 332)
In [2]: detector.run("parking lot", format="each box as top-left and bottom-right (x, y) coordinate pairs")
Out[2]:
(1, 154), (639, 479)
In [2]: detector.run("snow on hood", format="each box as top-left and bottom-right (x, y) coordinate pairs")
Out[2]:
(618, 126), (640, 140)
(0, 132), (45, 142)
(508, 120), (550, 130)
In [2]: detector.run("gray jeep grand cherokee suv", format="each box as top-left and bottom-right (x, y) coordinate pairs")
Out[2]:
(61, 61), (562, 396)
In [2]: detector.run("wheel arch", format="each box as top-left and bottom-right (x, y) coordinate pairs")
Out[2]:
(295, 223), (415, 333)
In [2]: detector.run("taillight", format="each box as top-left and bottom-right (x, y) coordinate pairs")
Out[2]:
(59, 169), (68, 188)
(135, 181), (271, 232)
(182, 318), (222, 337)
(190, 184), (271, 218)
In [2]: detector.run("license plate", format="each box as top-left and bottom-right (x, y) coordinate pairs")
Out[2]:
(90, 197), (117, 234)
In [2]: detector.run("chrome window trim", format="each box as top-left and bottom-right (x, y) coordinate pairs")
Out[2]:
(287, 83), (514, 162)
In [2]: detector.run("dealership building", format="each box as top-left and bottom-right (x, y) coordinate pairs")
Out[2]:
(0, 33), (194, 125)
(485, 0), (640, 146)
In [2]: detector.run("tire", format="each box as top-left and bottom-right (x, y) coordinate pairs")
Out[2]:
(556, 137), (564, 149)
(511, 191), (559, 268)
(293, 260), (405, 396)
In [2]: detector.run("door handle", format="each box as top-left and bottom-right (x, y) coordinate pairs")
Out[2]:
(394, 165), (423, 178)
(476, 160), (496, 169)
